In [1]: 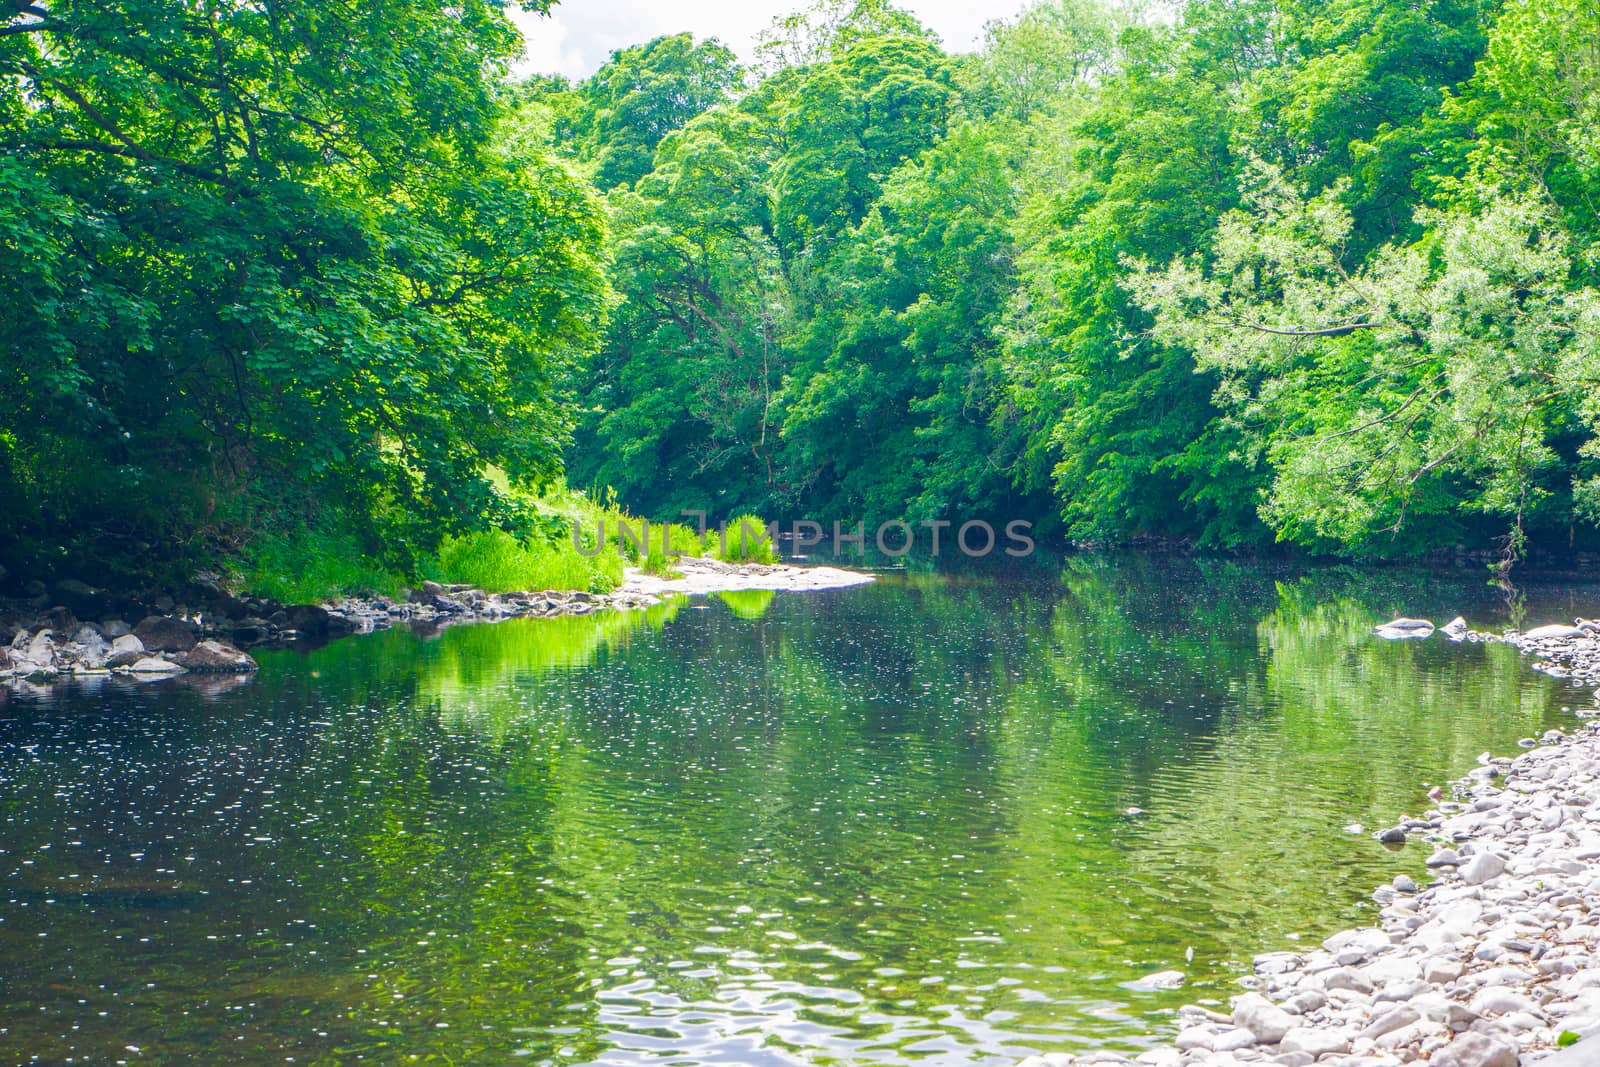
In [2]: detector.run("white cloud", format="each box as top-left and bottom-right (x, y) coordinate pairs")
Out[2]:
(508, 0), (1028, 82)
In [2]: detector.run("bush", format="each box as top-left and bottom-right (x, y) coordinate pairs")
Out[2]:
(429, 530), (623, 594)
(242, 527), (405, 603)
(708, 514), (779, 563)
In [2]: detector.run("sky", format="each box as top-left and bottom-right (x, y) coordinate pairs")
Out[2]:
(509, 0), (1030, 82)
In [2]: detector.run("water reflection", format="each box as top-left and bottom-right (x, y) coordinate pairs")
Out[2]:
(0, 557), (1592, 1065)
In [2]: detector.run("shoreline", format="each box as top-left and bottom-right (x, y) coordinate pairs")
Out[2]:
(324, 555), (874, 637)
(1024, 621), (1600, 1067)
(0, 557), (875, 686)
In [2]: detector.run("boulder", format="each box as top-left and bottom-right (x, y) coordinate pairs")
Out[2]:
(41, 605), (77, 631)
(204, 593), (252, 621)
(1536, 1036), (1599, 1067)
(52, 578), (113, 618)
(127, 656), (184, 674)
(1233, 992), (1295, 1043)
(64, 625), (110, 669)
(99, 618), (132, 638)
(281, 604), (331, 636)
(1320, 967), (1374, 994)
(1442, 616), (1469, 639)
(1428, 1032), (1517, 1067)
(105, 648), (145, 669)
(1277, 1027), (1352, 1057)
(224, 617), (275, 645)
(1524, 623), (1583, 641)
(1359, 1006), (1419, 1040)
(1139, 970), (1186, 989)
(179, 640), (257, 673)
(1460, 851), (1507, 885)
(133, 615), (197, 652)
(26, 629), (55, 662)
(1375, 617), (1434, 639)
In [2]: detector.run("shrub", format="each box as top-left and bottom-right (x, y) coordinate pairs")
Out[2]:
(709, 514), (780, 563)
(242, 527), (405, 603)
(429, 530), (624, 594)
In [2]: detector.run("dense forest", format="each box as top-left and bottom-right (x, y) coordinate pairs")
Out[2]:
(3, 0), (1599, 595)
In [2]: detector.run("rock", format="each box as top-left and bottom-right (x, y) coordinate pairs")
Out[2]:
(1254, 952), (1304, 976)
(1392, 874), (1417, 893)
(1234, 996), (1294, 1044)
(282, 604), (331, 636)
(178, 640), (257, 673)
(1175, 1026), (1215, 1050)
(1427, 1032), (1517, 1067)
(1468, 987), (1537, 1016)
(1524, 624), (1584, 641)
(1139, 970), (1186, 989)
(203, 593), (252, 621)
(1460, 851), (1507, 885)
(1359, 1006), (1419, 1040)
(1423, 958), (1463, 984)
(1427, 848), (1461, 867)
(1536, 1036), (1600, 1067)
(1277, 1027), (1351, 1057)
(1211, 1028), (1258, 1052)
(52, 578), (113, 617)
(225, 617), (276, 645)
(1320, 967), (1375, 994)
(1283, 990), (1326, 1015)
(133, 615), (197, 652)
(1270, 1055), (1313, 1067)
(26, 628), (55, 661)
(127, 656), (184, 674)
(63, 625), (110, 669)
(1374, 826), (1407, 844)
(99, 618), (132, 638)
(1375, 617), (1434, 639)
(1442, 616), (1469, 639)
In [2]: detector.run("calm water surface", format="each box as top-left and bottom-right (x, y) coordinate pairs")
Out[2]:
(2, 557), (1597, 1065)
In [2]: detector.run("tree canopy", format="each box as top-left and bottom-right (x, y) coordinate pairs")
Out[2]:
(7, 0), (1600, 589)
(1, 0), (609, 581)
(553, 0), (1600, 568)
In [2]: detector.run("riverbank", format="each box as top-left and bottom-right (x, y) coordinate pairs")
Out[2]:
(0, 558), (874, 685)
(1023, 619), (1600, 1067)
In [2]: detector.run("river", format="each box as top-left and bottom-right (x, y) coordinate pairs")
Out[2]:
(0, 556), (1593, 1065)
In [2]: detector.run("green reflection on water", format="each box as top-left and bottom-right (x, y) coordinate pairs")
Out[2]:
(0, 558), (1590, 1065)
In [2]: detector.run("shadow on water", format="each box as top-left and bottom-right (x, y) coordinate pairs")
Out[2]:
(0, 555), (1595, 1065)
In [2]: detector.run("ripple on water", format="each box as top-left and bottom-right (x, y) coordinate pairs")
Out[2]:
(0, 559), (1592, 1064)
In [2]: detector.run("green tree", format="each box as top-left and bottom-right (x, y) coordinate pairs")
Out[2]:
(1130, 165), (1600, 562)
(779, 121), (1035, 522)
(571, 33), (743, 190)
(963, 0), (1119, 122)
(0, 0), (610, 580)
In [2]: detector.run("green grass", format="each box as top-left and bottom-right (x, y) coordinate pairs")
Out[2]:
(428, 530), (624, 594)
(241, 527), (406, 604)
(708, 514), (780, 563)
(236, 485), (781, 602)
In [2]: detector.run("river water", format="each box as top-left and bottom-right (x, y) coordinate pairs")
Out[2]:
(1, 557), (1595, 1065)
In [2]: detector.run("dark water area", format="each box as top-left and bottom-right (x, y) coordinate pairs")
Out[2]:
(1, 556), (1596, 1065)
